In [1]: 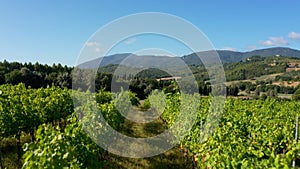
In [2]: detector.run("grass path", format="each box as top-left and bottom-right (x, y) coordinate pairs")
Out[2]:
(103, 115), (193, 169)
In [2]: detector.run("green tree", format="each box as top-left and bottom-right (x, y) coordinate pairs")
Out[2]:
(292, 88), (300, 100)
(5, 69), (22, 84)
(57, 72), (72, 88)
(227, 85), (239, 96)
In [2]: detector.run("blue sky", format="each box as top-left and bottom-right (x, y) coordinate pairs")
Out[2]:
(1, 0), (300, 66)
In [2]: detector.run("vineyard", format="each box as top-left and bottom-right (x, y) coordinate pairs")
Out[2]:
(0, 84), (300, 168)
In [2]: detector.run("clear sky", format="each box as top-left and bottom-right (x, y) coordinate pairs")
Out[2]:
(1, 0), (300, 66)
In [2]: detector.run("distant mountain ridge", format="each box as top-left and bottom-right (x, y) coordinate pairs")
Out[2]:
(78, 47), (300, 69)
(182, 47), (300, 65)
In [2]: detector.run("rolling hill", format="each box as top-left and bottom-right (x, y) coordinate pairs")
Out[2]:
(182, 47), (300, 65)
(78, 47), (300, 69)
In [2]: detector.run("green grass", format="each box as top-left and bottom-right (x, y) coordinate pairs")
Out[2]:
(254, 73), (282, 81)
(277, 93), (293, 99)
(102, 116), (193, 169)
(103, 148), (192, 169)
(1, 135), (31, 169)
(226, 73), (283, 86)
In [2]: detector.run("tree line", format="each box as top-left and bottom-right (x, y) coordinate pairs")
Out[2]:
(2, 59), (300, 100)
(0, 61), (216, 99)
(0, 60), (72, 88)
